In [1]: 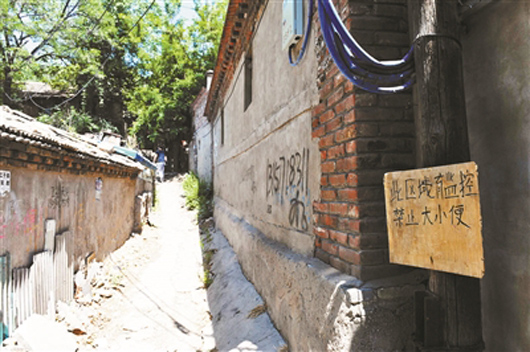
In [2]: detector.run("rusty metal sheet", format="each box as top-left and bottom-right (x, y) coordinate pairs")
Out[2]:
(383, 162), (484, 278)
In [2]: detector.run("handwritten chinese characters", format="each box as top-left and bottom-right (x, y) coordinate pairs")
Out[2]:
(383, 162), (484, 278)
(266, 148), (310, 231)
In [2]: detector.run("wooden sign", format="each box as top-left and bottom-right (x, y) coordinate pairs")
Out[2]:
(383, 162), (484, 278)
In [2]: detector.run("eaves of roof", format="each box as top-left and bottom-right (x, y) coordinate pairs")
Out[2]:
(205, 0), (264, 121)
(0, 106), (143, 172)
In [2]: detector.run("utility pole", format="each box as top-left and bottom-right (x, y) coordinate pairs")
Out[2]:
(408, 0), (483, 350)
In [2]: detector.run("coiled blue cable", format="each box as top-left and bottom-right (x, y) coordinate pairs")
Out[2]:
(317, 0), (415, 94)
(319, 0), (413, 71)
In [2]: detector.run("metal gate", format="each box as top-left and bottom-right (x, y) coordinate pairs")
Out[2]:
(0, 253), (10, 342)
(0, 231), (74, 342)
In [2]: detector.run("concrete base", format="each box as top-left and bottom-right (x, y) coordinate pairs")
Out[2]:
(215, 198), (428, 351)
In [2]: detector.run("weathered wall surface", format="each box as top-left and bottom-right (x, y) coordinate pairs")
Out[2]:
(196, 124), (213, 184)
(192, 88), (213, 183)
(0, 165), (137, 269)
(215, 199), (425, 351)
(212, 0), (320, 255)
(462, 2), (530, 350)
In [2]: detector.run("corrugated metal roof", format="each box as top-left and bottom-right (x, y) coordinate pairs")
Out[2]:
(0, 106), (143, 170)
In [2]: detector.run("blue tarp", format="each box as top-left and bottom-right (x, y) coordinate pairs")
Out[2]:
(113, 146), (157, 171)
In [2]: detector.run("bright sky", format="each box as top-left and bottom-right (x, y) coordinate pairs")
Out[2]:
(178, 0), (200, 26)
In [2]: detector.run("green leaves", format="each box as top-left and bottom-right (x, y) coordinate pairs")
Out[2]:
(0, 0), (227, 152)
(125, 0), (228, 147)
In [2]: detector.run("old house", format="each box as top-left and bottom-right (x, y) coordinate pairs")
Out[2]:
(201, 0), (530, 350)
(190, 71), (214, 184)
(0, 106), (152, 337)
(20, 81), (81, 118)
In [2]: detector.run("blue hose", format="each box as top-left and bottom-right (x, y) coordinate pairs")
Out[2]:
(289, 0), (314, 66)
(319, 0), (413, 71)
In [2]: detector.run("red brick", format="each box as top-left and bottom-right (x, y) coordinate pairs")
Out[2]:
(335, 95), (355, 114)
(339, 218), (360, 232)
(327, 145), (345, 159)
(321, 161), (336, 173)
(312, 102), (326, 117)
(349, 234), (361, 249)
(321, 176), (329, 186)
(335, 125), (357, 143)
(329, 174), (346, 187)
(344, 80), (354, 94)
(322, 214), (338, 227)
(355, 93), (378, 107)
(327, 86), (344, 107)
(329, 202), (348, 215)
(329, 256), (350, 273)
(334, 73), (346, 88)
(345, 140), (357, 154)
(322, 240), (339, 256)
(328, 64), (340, 79)
(344, 110), (356, 124)
(314, 227), (329, 239)
(329, 230), (348, 245)
(312, 125), (325, 139)
(320, 80), (334, 99)
(348, 204), (360, 218)
(346, 173), (358, 186)
(339, 246), (360, 265)
(315, 237), (322, 248)
(318, 134), (335, 148)
(315, 248), (330, 263)
(338, 188), (358, 202)
(321, 189), (336, 201)
(320, 150), (327, 161)
(336, 156), (358, 172)
(319, 109), (335, 124)
(326, 116), (342, 133)
(313, 202), (329, 213)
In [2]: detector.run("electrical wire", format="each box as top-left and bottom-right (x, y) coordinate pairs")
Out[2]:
(5, 0), (157, 112)
(288, 0), (314, 66)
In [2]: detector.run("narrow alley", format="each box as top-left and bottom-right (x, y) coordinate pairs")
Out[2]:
(4, 177), (285, 352)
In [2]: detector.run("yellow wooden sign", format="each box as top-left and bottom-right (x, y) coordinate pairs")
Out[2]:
(383, 162), (484, 278)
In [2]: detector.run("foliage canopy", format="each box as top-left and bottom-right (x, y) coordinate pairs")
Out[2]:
(0, 0), (227, 169)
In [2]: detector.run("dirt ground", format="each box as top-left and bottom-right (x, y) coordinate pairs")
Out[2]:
(3, 176), (285, 352)
(55, 176), (215, 351)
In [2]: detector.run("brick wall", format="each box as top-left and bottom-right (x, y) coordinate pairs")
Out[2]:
(312, 0), (415, 281)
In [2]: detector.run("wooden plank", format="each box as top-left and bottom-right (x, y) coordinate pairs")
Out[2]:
(384, 162), (484, 278)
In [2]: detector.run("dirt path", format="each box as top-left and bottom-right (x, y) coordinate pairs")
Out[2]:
(62, 177), (215, 351)
(4, 176), (285, 352)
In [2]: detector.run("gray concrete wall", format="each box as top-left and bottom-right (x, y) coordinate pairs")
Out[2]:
(0, 165), (137, 269)
(462, 2), (530, 350)
(215, 199), (425, 351)
(212, 0), (320, 255)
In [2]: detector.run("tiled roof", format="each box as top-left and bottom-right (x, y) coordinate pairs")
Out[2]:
(0, 106), (142, 171)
